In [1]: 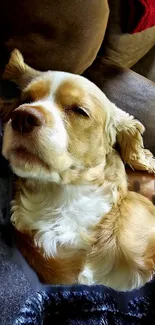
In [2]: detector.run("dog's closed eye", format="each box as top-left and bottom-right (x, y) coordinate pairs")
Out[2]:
(67, 105), (90, 118)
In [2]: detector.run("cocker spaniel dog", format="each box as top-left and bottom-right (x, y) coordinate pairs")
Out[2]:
(1, 49), (155, 291)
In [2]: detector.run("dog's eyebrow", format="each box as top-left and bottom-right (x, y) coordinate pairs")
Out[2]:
(55, 80), (85, 106)
(24, 79), (51, 101)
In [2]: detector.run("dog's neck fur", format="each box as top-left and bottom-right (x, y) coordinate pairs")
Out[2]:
(11, 151), (127, 257)
(12, 178), (113, 257)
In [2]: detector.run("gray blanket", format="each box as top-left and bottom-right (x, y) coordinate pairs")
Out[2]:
(0, 162), (33, 325)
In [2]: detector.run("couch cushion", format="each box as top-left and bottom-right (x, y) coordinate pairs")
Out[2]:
(102, 0), (155, 68)
(132, 45), (155, 82)
(0, 0), (109, 74)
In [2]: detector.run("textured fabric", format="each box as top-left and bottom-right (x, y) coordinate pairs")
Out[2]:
(0, 119), (33, 325)
(0, 233), (33, 325)
(13, 288), (155, 325)
(0, 187), (33, 325)
(126, 0), (155, 33)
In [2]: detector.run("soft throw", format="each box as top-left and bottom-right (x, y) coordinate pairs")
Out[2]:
(13, 287), (155, 325)
(124, 0), (155, 33)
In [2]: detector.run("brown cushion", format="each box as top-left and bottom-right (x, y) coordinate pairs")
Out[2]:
(0, 0), (109, 74)
(102, 0), (155, 68)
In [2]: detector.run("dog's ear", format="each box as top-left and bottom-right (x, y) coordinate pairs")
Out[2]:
(109, 103), (155, 173)
(3, 49), (41, 90)
(0, 49), (42, 122)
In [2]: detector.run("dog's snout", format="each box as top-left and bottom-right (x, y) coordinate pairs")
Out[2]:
(11, 108), (43, 133)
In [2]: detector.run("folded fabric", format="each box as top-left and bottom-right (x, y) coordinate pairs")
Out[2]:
(123, 0), (155, 33)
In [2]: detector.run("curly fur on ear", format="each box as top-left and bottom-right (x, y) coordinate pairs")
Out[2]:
(112, 104), (155, 173)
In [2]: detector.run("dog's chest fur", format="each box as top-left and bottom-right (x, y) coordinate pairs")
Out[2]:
(12, 183), (112, 257)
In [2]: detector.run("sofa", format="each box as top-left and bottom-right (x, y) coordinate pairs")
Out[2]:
(0, 1), (155, 324)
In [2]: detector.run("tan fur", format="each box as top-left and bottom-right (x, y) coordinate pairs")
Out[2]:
(15, 230), (85, 284)
(22, 79), (51, 102)
(113, 106), (155, 173)
(86, 191), (155, 290)
(2, 50), (155, 291)
(55, 80), (86, 108)
(3, 49), (40, 89)
(55, 79), (110, 168)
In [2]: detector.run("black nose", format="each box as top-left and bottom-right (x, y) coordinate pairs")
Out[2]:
(11, 108), (43, 133)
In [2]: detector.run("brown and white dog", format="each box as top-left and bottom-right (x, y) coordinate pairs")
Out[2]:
(2, 49), (155, 291)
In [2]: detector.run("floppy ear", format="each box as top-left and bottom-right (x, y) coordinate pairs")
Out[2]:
(0, 49), (41, 122)
(3, 49), (41, 90)
(111, 104), (155, 173)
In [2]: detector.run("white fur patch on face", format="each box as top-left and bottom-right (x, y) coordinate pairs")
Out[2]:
(32, 99), (68, 154)
(2, 97), (69, 180)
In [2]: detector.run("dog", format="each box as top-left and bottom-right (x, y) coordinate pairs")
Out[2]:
(1, 49), (155, 291)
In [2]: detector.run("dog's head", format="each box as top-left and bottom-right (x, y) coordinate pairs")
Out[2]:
(2, 50), (155, 184)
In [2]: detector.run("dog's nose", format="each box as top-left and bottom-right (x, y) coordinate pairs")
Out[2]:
(11, 108), (43, 133)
